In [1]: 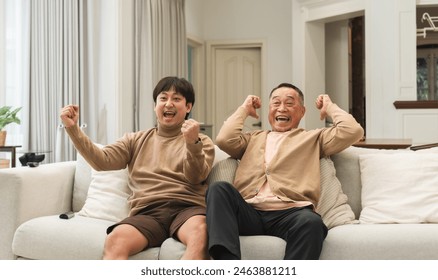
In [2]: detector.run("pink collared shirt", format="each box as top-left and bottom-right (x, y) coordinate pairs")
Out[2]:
(245, 131), (313, 211)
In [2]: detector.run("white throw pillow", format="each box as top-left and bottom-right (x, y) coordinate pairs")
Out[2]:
(78, 167), (130, 222)
(72, 152), (93, 212)
(317, 157), (357, 229)
(359, 153), (438, 224)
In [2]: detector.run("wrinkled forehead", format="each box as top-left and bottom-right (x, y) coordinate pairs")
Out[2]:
(270, 87), (300, 100)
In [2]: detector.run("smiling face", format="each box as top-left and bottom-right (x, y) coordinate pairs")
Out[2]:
(154, 89), (192, 128)
(268, 87), (305, 132)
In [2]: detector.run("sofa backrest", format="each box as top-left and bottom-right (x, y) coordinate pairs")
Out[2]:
(331, 147), (363, 219)
(73, 143), (432, 220)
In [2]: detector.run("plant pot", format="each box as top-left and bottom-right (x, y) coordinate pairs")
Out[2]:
(0, 158), (10, 168)
(0, 130), (6, 146)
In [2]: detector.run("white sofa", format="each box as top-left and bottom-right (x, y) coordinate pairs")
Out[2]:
(1, 145), (438, 260)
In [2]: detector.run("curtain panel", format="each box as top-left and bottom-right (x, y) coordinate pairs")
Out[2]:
(28, 0), (87, 163)
(134, 0), (188, 131)
(22, 0), (188, 162)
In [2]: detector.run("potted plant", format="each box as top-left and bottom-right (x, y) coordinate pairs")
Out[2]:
(0, 106), (22, 146)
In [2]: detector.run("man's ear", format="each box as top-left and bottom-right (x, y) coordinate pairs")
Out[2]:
(301, 105), (306, 118)
(186, 102), (193, 113)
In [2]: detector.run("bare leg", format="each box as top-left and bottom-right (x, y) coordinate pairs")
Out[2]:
(176, 215), (209, 260)
(103, 224), (148, 260)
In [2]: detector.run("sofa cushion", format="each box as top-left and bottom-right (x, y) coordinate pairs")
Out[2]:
(317, 158), (357, 229)
(158, 235), (286, 260)
(320, 223), (438, 259)
(77, 167), (130, 222)
(359, 153), (438, 224)
(12, 215), (159, 260)
(331, 146), (412, 218)
(72, 152), (92, 212)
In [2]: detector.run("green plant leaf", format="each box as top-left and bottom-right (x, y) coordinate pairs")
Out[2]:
(0, 106), (22, 130)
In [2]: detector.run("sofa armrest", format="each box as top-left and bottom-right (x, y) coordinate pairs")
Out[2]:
(0, 161), (76, 259)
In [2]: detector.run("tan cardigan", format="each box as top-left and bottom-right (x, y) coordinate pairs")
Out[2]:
(216, 103), (363, 207)
(66, 124), (215, 216)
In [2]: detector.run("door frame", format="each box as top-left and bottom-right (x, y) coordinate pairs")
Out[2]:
(187, 36), (205, 122)
(206, 39), (266, 139)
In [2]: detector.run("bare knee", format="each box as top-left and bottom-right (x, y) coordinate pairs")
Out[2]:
(103, 224), (148, 260)
(185, 216), (207, 244)
(177, 216), (209, 260)
(103, 229), (129, 260)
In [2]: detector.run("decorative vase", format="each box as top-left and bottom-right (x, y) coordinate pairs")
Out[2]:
(0, 130), (6, 146)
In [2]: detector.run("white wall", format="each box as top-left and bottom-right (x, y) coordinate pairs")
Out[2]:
(325, 20), (349, 113)
(293, 0), (438, 144)
(185, 0), (293, 130)
(202, 0), (293, 89)
(112, 0), (437, 144)
(185, 0), (204, 40)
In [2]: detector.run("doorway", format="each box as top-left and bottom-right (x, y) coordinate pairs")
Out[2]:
(349, 16), (366, 133)
(207, 41), (263, 139)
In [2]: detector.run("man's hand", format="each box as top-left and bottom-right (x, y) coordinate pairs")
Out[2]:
(240, 95), (261, 119)
(181, 119), (201, 144)
(60, 105), (79, 128)
(315, 94), (333, 120)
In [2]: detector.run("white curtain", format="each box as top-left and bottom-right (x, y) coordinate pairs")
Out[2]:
(3, 0), (188, 163)
(28, 0), (87, 163)
(1, 0), (29, 150)
(134, 0), (188, 131)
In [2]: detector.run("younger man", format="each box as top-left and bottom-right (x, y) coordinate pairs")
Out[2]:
(61, 76), (214, 259)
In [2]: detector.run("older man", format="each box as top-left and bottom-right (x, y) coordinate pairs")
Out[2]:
(206, 83), (363, 260)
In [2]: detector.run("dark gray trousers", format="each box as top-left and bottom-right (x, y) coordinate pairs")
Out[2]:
(206, 181), (328, 260)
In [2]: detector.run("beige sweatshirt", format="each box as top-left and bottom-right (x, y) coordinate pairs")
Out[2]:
(215, 103), (363, 208)
(66, 123), (215, 216)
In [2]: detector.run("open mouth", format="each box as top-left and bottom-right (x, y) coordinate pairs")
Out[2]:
(163, 111), (176, 118)
(275, 116), (290, 122)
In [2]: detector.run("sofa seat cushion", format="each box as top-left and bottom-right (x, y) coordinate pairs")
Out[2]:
(158, 235), (286, 260)
(320, 224), (438, 260)
(12, 215), (159, 260)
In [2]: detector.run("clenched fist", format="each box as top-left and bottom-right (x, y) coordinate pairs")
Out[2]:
(60, 105), (79, 128)
(241, 95), (261, 119)
(181, 119), (201, 144)
(315, 94), (332, 120)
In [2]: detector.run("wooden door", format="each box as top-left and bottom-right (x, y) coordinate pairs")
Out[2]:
(213, 47), (262, 138)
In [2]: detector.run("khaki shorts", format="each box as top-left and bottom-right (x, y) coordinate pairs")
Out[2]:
(107, 201), (205, 247)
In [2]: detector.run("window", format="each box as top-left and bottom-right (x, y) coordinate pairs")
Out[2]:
(416, 6), (438, 102)
(417, 45), (438, 101)
(2, 0), (27, 146)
